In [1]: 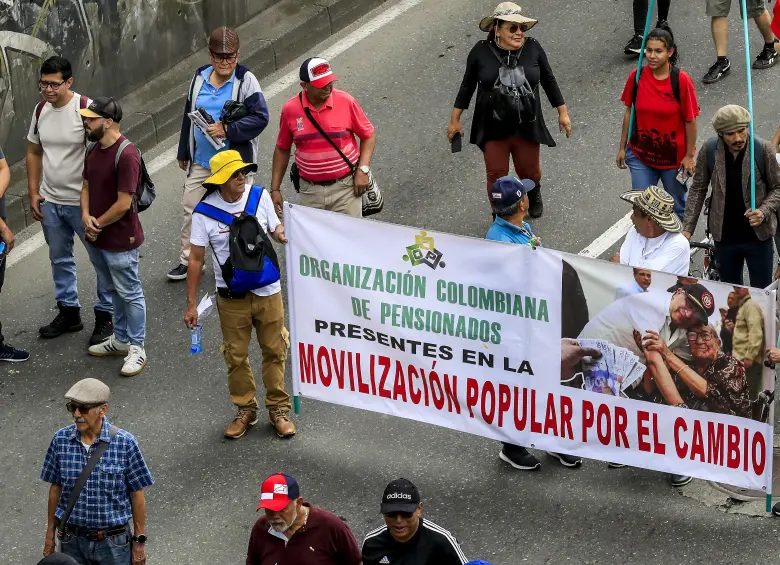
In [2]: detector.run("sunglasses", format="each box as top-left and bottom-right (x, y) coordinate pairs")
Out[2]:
(210, 51), (238, 63)
(66, 401), (103, 414)
(384, 511), (414, 519)
(230, 169), (248, 180)
(501, 23), (529, 34)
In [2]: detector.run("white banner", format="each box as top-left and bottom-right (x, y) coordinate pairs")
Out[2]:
(285, 204), (774, 492)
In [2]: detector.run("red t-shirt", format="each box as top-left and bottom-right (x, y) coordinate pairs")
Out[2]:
(620, 66), (699, 169)
(246, 504), (362, 565)
(83, 135), (144, 251)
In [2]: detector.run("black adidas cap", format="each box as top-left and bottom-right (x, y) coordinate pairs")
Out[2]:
(380, 478), (420, 514)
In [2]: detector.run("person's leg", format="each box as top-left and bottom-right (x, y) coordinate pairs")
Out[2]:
(743, 238), (774, 289)
(509, 137), (543, 216)
(714, 240), (745, 285)
(94, 526), (132, 565)
(103, 249), (146, 347)
(499, 442), (541, 470)
(750, 2), (774, 43)
(216, 295), (259, 411)
(67, 205), (113, 314)
(634, 0), (648, 34)
(624, 146), (661, 189)
(178, 163), (210, 267)
(60, 533), (90, 564)
(658, 166), (687, 220)
(298, 178), (328, 210)
(774, 228), (780, 280)
(41, 202), (80, 308)
(251, 292), (291, 411)
(328, 176), (363, 217)
(711, 16), (729, 57)
(88, 248), (126, 343)
(657, 0), (671, 22)
(483, 139), (512, 196)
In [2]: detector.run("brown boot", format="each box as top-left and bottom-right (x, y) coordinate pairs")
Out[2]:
(269, 408), (296, 438)
(224, 408), (258, 439)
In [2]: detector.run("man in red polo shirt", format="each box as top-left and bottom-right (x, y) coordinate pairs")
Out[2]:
(270, 57), (376, 218)
(246, 473), (362, 565)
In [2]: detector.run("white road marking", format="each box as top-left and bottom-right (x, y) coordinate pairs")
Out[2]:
(8, 0), (425, 269)
(578, 212), (633, 258)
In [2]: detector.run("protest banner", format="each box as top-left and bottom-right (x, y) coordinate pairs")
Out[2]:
(284, 204), (775, 492)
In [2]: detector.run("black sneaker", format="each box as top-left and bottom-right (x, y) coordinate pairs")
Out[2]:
(624, 33), (643, 55)
(167, 264), (188, 281)
(528, 185), (543, 218)
(656, 19), (672, 33)
(669, 474), (692, 487)
(703, 59), (731, 84)
(607, 462), (627, 469)
(39, 302), (83, 338)
(772, 502), (780, 517)
(547, 451), (582, 468)
(0, 343), (30, 362)
(499, 445), (541, 470)
(90, 310), (114, 346)
(752, 46), (778, 70)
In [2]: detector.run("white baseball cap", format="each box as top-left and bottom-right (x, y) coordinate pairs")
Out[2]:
(299, 57), (338, 88)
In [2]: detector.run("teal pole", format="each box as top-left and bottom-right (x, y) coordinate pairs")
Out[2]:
(626, 0), (658, 142)
(741, 0), (757, 209)
(294, 395), (300, 415)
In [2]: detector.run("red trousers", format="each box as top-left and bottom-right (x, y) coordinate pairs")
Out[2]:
(483, 136), (542, 195)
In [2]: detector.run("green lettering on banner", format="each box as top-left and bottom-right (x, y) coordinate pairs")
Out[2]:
(321, 260), (330, 281)
(361, 267), (372, 290)
(524, 296), (536, 320)
(331, 262), (342, 285)
(512, 295), (523, 317)
(373, 269), (385, 292)
(310, 259), (322, 279)
(343, 264), (355, 287)
(537, 299), (549, 322)
(478, 288), (494, 311)
(300, 255), (310, 276)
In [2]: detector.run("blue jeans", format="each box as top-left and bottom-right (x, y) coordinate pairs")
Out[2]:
(61, 525), (132, 565)
(715, 238), (774, 289)
(624, 146), (687, 220)
(41, 201), (113, 312)
(87, 247), (146, 346)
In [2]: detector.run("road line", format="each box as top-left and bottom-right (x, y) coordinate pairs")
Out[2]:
(8, 0), (425, 269)
(578, 212), (633, 258)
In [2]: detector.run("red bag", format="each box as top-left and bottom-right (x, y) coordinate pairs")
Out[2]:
(772, 1), (780, 41)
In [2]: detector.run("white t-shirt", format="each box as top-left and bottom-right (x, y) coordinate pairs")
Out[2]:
(27, 93), (92, 206)
(578, 291), (688, 363)
(190, 185), (281, 297)
(619, 227), (690, 276)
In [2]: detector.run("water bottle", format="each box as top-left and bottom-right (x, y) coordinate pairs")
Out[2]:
(0, 242), (6, 268)
(190, 324), (203, 355)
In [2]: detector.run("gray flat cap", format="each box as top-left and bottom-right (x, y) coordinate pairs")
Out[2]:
(64, 378), (110, 404)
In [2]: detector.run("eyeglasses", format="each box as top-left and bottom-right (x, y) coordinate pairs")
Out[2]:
(39, 80), (66, 91)
(210, 51), (238, 63)
(384, 511), (414, 519)
(687, 331), (714, 342)
(230, 169), (247, 180)
(66, 401), (102, 414)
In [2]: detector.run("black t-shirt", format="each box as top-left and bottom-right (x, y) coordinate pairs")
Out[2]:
(361, 519), (467, 565)
(720, 149), (758, 243)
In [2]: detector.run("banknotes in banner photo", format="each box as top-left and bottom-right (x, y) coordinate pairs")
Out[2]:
(578, 339), (644, 396)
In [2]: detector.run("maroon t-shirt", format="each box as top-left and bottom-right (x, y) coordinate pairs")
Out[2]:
(246, 503), (362, 565)
(83, 134), (144, 251)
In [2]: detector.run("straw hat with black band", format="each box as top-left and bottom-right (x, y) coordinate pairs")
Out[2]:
(619, 185), (682, 233)
(202, 150), (258, 191)
(479, 2), (538, 33)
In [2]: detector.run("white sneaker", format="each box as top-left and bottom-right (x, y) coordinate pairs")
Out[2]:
(88, 335), (130, 357)
(121, 345), (147, 377)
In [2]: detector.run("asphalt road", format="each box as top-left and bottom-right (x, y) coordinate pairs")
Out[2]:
(1, 0), (780, 564)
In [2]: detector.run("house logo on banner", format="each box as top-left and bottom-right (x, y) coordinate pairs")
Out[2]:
(402, 231), (446, 270)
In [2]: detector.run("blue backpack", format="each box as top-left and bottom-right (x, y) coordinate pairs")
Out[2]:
(194, 185), (280, 293)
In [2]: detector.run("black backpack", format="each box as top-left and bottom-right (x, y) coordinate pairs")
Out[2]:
(489, 44), (536, 125)
(86, 139), (156, 212)
(194, 185), (281, 293)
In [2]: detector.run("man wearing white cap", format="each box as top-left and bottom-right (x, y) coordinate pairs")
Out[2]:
(270, 57), (377, 218)
(40, 378), (153, 565)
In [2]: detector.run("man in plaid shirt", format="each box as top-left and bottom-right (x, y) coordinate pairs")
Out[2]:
(40, 378), (153, 564)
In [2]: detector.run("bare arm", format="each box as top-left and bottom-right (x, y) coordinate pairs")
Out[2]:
(184, 245), (206, 328)
(26, 143), (43, 196)
(0, 156), (10, 199)
(271, 146), (291, 193)
(95, 192), (133, 228)
(357, 132), (377, 168)
(773, 125), (780, 152)
(619, 107), (631, 151)
(661, 351), (709, 398)
(684, 121), (697, 159)
(644, 350), (685, 405)
(80, 180), (90, 220)
(43, 484), (62, 556)
(130, 490), (147, 564)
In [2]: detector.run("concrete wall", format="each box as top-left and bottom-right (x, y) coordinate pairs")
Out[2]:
(0, 0), (278, 166)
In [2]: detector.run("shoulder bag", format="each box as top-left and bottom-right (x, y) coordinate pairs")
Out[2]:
(298, 93), (383, 216)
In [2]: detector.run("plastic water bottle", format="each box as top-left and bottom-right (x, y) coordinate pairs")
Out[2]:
(0, 242), (6, 268)
(190, 324), (203, 355)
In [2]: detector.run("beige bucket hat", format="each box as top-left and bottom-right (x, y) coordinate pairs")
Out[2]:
(479, 2), (538, 32)
(619, 185), (683, 233)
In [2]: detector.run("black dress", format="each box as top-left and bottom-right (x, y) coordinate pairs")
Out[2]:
(454, 38), (565, 150)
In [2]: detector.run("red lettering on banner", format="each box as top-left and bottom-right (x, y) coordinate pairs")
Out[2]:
(347, 351), (356, 391)
(690, 421), (705, 462)
(369, 355), (378, 395)
(430, 369), (445, 410)
(674, 417), (687, 457)
(356, 353), (369, 394)
(582, 400), (594, 442)
(331, 349), (346, 388)
(596, 404), (611, 445)
(560, 395), (574, 440)
(420, 367), (430, 406)
(614, 407), (628, 448)
(543, 393), (558, 437)
(743, 428), (749, 472)
(652, 413), (666, 454)
(530, 389), (542, 433)
(727, 425), (740, 469)
(407, 365), (421, 404)
(481, 380), (496, 424)
(444, 375), (460, 414)
(377, 356), (391, 399)
(752, 433), (766, 476)
(393, 361), (408, 402)
(299, 343), (316, 384)
(317, 346), (332, 387)
(497, 384), (511, 427)
(707, 422), (724, 466)
(638, 411), (651, 452)
(466, 378), (478, 418)
(514, 387), (528, 431)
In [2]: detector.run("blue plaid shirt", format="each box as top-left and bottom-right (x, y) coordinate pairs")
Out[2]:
(40, 416), (154, 528)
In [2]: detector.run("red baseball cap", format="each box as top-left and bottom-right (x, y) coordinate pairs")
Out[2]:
(299, 57), (338, 88)
(257, 473), (300, 512)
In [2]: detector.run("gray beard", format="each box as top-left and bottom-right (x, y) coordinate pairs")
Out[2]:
(269, 506), (297, 533)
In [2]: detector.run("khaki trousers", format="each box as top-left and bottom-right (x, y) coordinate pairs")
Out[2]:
(180, 163), (211, 265)
(216, 292), (291, 412)
(299, 175), (362, 217)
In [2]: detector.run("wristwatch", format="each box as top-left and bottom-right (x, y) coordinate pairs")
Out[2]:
(358, 165), (371, 175)
(132, 534), (147, 544)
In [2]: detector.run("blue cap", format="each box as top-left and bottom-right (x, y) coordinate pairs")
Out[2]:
(489, 176), (536, 207)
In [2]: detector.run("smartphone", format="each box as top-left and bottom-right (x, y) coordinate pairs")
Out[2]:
(675, 166), (693, 189)
(451, 132), (462, 153)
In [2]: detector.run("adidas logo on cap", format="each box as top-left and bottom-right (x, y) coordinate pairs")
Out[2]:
(385, 492), (412, 500)
(379, 557), (390, 564)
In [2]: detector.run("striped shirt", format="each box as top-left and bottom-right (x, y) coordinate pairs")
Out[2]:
(40, 416), (154, 528)
(276, 88), (374, 182)
(361, 518), (468, 565)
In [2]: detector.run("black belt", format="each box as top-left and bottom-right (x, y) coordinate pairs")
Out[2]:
(217, 287), (247, 300)
(57, 520), (128, 541)
(300, 171), (352, 186)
